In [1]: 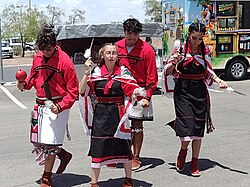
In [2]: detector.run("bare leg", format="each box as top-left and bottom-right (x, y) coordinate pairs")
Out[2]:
(181, 140), (190, 150)
(44, 154), (56, 172)
(131, 120), (143, 157)
(191, 140), (202, 158)
(123, 161), (132, 178)
(190, 140), (202, 176)
(91, 168), (101, 184)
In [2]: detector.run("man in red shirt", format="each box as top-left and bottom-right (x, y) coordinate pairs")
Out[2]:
(17, 24), (79, 187)
(116, 18), (158, 170)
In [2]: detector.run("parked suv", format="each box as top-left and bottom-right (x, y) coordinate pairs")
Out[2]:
(1, 41), (13, 58)
(6, 37), (35, 51)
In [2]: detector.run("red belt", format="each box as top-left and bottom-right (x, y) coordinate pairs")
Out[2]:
(179, 73), (204, 80)
(97, 96), (123, 105)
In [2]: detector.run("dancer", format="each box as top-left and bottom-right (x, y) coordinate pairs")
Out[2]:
(79, 43), (141, 187)
(165, 22), (228, 177)
(116, 18), (158, 170)
(17, 24), (79, 186)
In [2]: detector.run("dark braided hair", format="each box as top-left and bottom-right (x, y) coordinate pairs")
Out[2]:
(123, 18), (143, 33)
(36, 23), (57, 51)
(184, 22), (206, 63)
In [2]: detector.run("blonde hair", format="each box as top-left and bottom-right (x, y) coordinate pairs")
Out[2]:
(97, 43), (119, 66)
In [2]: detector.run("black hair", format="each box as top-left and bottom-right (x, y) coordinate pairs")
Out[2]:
(184, 22), (206, 64)
(97, 43), (119, 67)
(188, 22), (206, 34)
(35, 23), (57, 51)
(123, 18), (143, 33)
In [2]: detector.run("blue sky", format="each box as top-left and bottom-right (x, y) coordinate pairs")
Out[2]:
(162, 0), (202, 24)
(0, 0), (150, 24)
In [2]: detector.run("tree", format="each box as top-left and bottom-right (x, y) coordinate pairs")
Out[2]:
(1, 3), (46, 57)
(144, 0), (162, 22)
(67, 8), (85, 25)
(46, 5), (65, 25)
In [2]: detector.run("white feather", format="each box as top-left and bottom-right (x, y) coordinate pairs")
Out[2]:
(174, 39), (181, 49)
(84, 48), (91, 58)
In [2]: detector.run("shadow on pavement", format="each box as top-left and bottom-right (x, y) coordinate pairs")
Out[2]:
(168, 158), (248, 176)
(134, 157), (165, 173)
(36, 173), (91, 187)
(98, 177), (153, 187)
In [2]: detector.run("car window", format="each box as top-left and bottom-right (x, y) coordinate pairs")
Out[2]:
(12, 38), (22, 43)
(1, 43), (8, 47)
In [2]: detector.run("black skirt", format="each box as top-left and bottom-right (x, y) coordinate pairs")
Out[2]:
(174, 78), (207, 137)
(88, 103), (131, 159)
(88, 79), (132, 165)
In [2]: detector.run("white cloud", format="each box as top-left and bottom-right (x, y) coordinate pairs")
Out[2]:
(0, 0), (146, 24)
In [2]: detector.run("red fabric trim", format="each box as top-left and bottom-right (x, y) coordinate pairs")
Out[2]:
(84, 96), (90, 129)
(92, 155), (128, 163)
(97, 96), (123, 104)
(118, 105), (131, 133)
(104, 79), (114, 94)
(179, 73), (204, 80)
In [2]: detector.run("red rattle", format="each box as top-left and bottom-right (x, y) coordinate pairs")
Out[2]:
(15, 69), (27, 82)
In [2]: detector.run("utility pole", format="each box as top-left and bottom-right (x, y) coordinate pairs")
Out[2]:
(0, 18), (5, 85)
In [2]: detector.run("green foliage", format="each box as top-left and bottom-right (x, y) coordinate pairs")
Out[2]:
(1, 4), (46, 43)
(144, 0), (162, 22)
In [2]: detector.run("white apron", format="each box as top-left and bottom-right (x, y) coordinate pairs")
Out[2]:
(30, 105), (70, 145)
(128, 100), (154, 121)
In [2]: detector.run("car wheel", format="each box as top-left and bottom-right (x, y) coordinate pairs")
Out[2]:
(226, 59), (247, 80)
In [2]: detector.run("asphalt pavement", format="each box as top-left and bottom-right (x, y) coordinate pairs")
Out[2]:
(0, 56), (250, 187)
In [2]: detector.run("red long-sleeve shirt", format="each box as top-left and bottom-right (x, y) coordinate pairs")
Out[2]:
(116, 38), (158, 101)
(24, 46), (79, 111)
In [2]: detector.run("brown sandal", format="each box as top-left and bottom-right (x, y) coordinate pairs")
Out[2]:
(90, 183), (99, 187)
(40, 171), (53, 187)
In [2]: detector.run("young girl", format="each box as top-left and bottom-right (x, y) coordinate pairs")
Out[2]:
(165, 22), (228, 177)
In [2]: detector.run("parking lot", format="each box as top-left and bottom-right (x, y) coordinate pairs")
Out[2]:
(2, 54), (33, 67)
(0, 72), (250, 186)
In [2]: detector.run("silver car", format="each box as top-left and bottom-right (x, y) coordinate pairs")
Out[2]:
(1, 41), (14, 58)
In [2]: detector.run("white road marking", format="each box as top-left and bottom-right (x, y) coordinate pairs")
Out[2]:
(0, 86), (28, 109)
